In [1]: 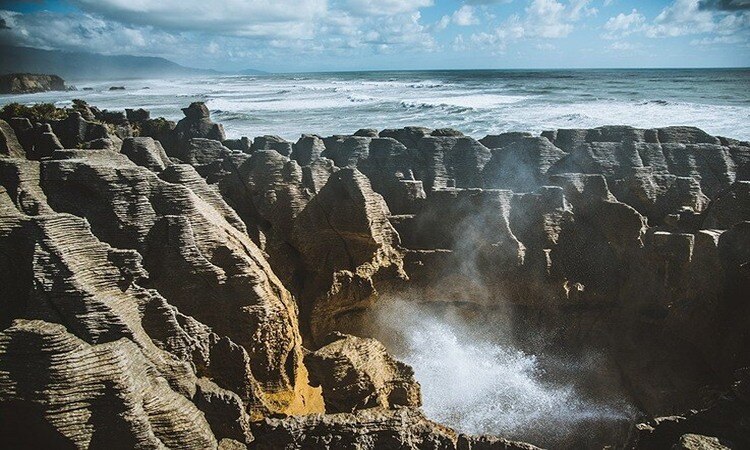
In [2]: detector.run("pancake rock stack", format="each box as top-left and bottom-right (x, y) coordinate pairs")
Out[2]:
(0, 100), (748, 449)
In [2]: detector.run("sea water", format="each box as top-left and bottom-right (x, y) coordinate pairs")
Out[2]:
(2, 68), (749, 141)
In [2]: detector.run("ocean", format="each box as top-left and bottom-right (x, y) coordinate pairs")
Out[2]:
(2, 68), (749, 141)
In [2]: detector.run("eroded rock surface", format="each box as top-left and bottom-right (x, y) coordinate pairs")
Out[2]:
(1, 102), (749, 449)
(305, 332), (421, 413)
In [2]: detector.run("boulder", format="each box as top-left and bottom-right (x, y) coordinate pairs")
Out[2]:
(305, 332), (421, 413)
(354, 128), (378, 137)
(432, 128), (464, 137)
(322, 135), (371, 168)
(26, 150), (322, 415)
(379, 126), (432, 149)
(290, 168), (405, 342)
(177, 138), (232, 169)
(250, 407), (542, 450)
(49, 111), (110, 149)
(140, 117), (177, 154)
(302, 157), (338, 193)
(611, 169), (710, 225)
(632, 369), (750, 449)
(194, 378), (254, 444)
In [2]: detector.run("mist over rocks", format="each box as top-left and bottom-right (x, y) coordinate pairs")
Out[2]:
(0, 100), (749, 449)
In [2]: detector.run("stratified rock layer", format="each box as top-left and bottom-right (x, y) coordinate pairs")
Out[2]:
(0, 102), (748, 449)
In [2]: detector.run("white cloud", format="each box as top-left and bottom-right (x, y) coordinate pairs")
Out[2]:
(453, 5), (480, 26)
(468, 14), (525, 51)
(602, 9), (645, 39)
(0, 10), (181, 56)
(0, 1), (440, 70)
(604, 9), (646, 32)
(646, 0), (716, 37)
(72, 0), (328, 37)
(435, 15), (451, 31)
(609, 40), (635, 50)
(340, 0), (434, 16)
(597, 0), (750, 46)
(524, 0), (596, 38)
(568, 0), (598, 20)
(464, 0), (596, 53)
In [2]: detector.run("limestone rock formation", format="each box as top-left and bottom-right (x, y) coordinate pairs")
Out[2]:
(173, 102), (226, 156)
(121, 136), (171, 172)
(479, 131), (534, 149)
(305, 332), (421, 413)
(0, 320), (217, 449)
(482, 136), (565, 191)
(703, 181), (750, 229)
(1, 101), (749, 450)
(632, 368), (750, 449)
(0, 119), (25, 158)
(140, 117), (177, 154)
(252, 135), (294, 156)
(290, 168), (405, 342)
(251, 408), (457, 450)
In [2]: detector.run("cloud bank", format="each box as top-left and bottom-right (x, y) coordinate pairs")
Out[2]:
(0, 0), (747, 71)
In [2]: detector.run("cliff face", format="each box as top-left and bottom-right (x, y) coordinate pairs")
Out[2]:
(0, 100), (748, 449)
(0, 73), (66, 94)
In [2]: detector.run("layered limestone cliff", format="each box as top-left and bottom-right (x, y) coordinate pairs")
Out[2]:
(0, 100), (748, 449)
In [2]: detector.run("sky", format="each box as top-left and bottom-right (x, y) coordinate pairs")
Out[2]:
(0, 0), (748, 72)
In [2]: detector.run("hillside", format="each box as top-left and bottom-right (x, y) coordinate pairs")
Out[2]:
(0, 45), (220, 80)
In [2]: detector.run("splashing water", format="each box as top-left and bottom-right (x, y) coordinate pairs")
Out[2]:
(372, 300), (634, 447)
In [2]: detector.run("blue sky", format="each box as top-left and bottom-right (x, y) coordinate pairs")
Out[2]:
(1, 0), (748, 72)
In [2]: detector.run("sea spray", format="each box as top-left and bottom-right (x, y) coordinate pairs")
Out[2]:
(371, 299), (635, 447)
